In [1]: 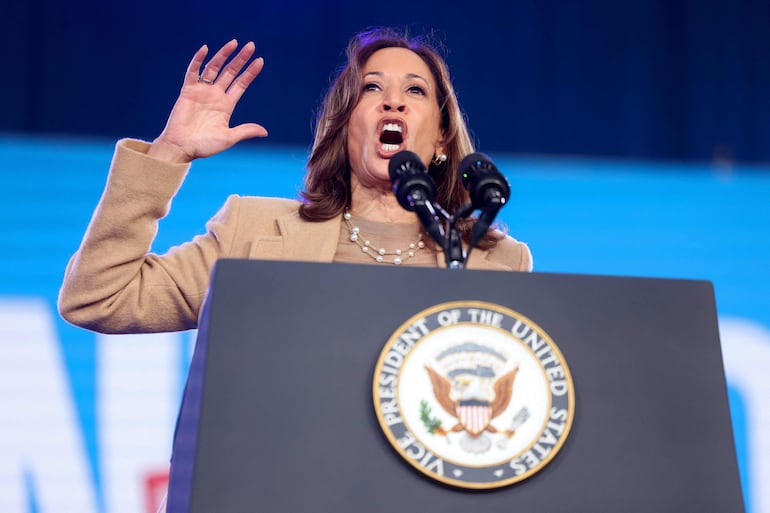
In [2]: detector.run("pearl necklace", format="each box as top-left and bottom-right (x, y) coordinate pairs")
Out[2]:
(343, 211), (425, 265)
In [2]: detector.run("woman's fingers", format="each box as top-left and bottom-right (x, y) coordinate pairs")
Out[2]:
(227, 56), (265, 103)
(198, 39), (238, 84)
(182, 40), (262, 96)
(230, 122), (269, 142)
(183, 45), (209, 86)
(215, 41), (256, 90)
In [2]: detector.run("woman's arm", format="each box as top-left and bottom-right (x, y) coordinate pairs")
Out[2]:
(58, 40), (266, 333)
(57, 140), (245, 333)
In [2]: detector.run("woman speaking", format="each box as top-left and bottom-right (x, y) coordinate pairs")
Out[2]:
(58, 28), (532, 334)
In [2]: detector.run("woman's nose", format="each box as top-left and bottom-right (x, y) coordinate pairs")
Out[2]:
(383, 102), (406, 113)
(382, 91), (406, 112)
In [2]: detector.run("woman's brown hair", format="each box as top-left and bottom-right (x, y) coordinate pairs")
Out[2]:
(300, 27), (499, 247)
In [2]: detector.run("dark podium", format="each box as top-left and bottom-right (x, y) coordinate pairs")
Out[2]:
(167, 259), (745, 512)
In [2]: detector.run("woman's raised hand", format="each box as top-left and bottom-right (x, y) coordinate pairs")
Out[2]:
(149, 40), (268, 163)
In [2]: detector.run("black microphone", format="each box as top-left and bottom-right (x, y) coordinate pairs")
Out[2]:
(388, 151), (445, 246)
(458, 153), (510, 250)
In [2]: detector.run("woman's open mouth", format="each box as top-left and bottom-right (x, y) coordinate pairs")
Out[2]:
(377, 119), (406, 157)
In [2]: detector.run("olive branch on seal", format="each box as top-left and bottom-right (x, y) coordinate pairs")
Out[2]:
(419, 400), (444, 435)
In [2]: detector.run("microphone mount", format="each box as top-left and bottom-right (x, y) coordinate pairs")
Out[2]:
(388, 151), (510, 270)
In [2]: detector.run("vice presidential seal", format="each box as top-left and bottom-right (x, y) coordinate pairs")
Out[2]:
(372, 301), (575, 489)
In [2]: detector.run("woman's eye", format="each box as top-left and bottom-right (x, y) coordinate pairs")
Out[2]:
(408, 85), (426, 95)
(363, 82), (381, 92)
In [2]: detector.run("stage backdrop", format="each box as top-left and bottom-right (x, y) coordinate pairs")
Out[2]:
(4, 0), (770, 163)
(0, 135), (768, 513)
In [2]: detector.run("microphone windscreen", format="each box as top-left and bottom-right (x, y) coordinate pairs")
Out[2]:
(458, 152), (510, 208)
(388, 150), (425, 182)
(458, 152), (493, 189)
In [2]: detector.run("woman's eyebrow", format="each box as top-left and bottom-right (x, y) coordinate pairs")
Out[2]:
(405, 73), (429, 85)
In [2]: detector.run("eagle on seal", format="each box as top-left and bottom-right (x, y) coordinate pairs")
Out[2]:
(424, 365), (520, 441)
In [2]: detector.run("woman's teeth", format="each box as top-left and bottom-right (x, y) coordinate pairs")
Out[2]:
(383, 123), (402, 133)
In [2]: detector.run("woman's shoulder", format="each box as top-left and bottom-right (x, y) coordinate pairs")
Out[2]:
(486, 232), (533, 272)
(215, 195), (307, 236)
(210, 195), (306, 242)
(232, 195), (303, 216)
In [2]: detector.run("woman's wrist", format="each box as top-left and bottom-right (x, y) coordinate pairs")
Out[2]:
(147, 137), (193, 164)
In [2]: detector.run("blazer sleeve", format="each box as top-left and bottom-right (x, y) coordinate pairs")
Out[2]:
(58, 139), (241, 334)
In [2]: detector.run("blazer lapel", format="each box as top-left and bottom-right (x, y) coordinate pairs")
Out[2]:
(276, 212), (341, 262)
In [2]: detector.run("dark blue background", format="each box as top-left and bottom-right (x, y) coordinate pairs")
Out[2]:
(4, 0), (770, 162)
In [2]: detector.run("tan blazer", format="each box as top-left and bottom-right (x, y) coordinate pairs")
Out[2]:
(58, 140), (532, 334)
